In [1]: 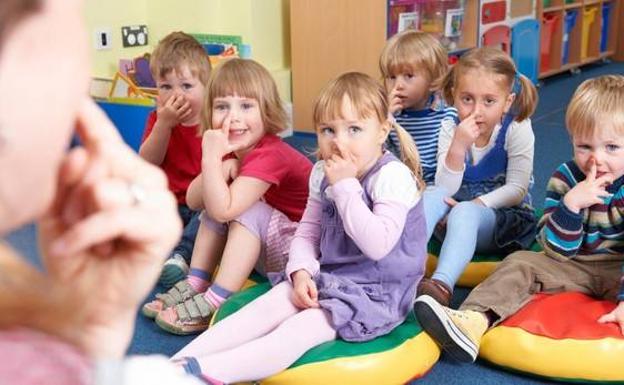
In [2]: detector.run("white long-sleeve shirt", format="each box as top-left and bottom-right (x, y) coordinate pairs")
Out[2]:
(435, 118), (535, 208)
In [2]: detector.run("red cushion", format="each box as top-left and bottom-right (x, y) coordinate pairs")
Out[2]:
(501, 292), (622, 340)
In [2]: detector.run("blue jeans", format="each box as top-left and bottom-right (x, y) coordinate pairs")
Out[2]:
(172, 204), (200, 263)
(423, 185), (498, 289)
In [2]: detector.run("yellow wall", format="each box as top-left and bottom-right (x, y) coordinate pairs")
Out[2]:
(85, 0), (292, 100)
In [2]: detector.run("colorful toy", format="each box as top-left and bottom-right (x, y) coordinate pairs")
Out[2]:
(210, 282), (440, 385)
(480, 292), (624, 382)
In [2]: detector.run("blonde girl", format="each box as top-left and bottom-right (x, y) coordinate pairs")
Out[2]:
(143, 59), (313, 335)
(168, 72), (429, 384)
(418, 46), (539, 307)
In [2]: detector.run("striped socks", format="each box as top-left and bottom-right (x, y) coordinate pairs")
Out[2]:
(187, 268), (211, 293)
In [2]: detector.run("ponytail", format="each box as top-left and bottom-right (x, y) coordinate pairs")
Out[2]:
(391, 121), (425, 191)
(510, 73), (538, 121)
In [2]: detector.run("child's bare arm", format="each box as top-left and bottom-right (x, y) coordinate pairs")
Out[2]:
(202, 169), (271, 222)
(186, 159), (241, 210)
(139, 118), (173, 165)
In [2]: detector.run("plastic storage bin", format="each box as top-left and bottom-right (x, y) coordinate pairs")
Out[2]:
(562, 9), (578, 64)
(601, 2), (612, 52)
(581, 7), (598, 59)
(543, 0), (552, 8)
(540, 13), (559, 72)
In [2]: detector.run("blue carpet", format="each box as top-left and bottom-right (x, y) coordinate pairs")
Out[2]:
(5, 61), (624, 384)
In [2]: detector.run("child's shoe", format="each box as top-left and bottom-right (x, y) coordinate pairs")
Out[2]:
(413, 294), (488, 363)
(159, 253), (190, 289)
(417, 278), (452, 307)
(142, 280), (199, 319)
(155, 294), (216, 335)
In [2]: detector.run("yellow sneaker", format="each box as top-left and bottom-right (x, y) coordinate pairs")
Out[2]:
(413, 294), (488, 363)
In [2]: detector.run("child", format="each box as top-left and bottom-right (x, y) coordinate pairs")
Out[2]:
(139, 31), (211, 288)
(418, 47), (538, 306)
(168, 72), (428, 384)
(414, 74), (624, 363)
(379, 30), (458, 185)
(142, 58), (313, 335)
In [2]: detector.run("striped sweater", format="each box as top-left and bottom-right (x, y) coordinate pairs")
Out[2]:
(387, 98), (458, 185)
(538, 160), (624, 300)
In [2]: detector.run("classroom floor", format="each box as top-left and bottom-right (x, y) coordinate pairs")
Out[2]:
(7, 60), (624, 384)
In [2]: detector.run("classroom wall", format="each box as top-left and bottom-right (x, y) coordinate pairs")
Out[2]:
(85, 0), (292, 100)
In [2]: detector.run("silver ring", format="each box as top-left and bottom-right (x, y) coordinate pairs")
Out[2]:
(128, 183), (147, 206)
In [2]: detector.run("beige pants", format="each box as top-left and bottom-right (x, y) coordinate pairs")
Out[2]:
(460, 250), (623, 326)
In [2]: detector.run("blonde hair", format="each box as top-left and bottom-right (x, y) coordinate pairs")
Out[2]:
(201, 58), (287, 135)
(313, 72), (425, 190)
(150, 31), (212, 85)
(566, 75), (624, 138)
(379, 30), (448, 87)
(440, 47), (538, 121)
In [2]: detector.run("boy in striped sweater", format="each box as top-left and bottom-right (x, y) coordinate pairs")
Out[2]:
(413, 75), (624, 364)
(379, 30), (458, 185)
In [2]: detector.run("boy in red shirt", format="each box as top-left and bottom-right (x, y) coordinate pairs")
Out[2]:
(139, 32), (211, 288)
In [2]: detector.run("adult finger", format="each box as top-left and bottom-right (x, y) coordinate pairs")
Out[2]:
(49, 147), (90, 217)
(49, 193), (181, 258)
(77, 99), (168, 188)
(75, 98), (124, 150)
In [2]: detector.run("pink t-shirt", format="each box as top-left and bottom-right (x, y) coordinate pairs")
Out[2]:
(141, 111), (202, 205)
(239, 134), (312, 221)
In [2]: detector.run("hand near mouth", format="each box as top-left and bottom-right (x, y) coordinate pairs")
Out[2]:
(324, 142), (358, 185)
(453, 110), (481, 151)
(202, 115), (247, 158)
(389, 88), (405, 114)
(563, 159), (614, 213)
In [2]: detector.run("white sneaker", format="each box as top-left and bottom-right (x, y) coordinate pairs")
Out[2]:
(413, 295), (488, 363)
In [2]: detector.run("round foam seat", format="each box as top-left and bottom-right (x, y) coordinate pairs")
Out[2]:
(480, 292), (624, 382)
(211, 282), (440, 385)
(425, 239), (542, 287)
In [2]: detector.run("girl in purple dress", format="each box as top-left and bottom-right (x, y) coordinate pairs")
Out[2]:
(172, 72), (429, 384)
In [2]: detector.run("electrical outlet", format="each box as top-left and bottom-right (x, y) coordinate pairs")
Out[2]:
(121, 25), (148, 48)
(94, 28), (112, 50)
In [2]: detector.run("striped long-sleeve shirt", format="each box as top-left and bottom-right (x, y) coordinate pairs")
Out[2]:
(538, 160), (624, 300)
(387, 97), (458, 185)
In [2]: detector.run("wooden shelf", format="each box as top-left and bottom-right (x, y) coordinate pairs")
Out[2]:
(290, 0), (480, 133)
(537, 0), (622, 80)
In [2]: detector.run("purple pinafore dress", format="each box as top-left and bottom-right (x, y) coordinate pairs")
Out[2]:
(314, 152), (427, 342)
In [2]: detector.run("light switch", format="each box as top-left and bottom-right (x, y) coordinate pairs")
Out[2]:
(94, 28), (112, 50)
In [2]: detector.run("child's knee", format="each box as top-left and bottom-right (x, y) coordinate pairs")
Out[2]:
(447, 201), (481, 224)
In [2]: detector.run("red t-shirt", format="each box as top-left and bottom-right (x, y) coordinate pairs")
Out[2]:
(141, 111), (202, 205)
(239, 134), (312, 222)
